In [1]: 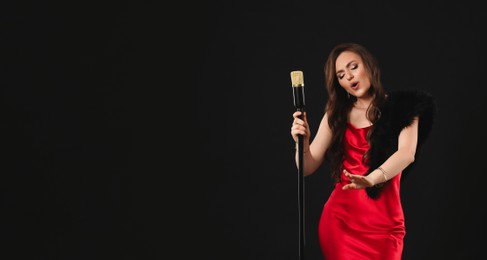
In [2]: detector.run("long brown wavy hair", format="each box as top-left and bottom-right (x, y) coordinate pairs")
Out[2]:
(323, 43), (386, 182)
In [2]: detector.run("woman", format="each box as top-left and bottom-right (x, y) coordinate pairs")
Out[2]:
(290, 42), (436, 259)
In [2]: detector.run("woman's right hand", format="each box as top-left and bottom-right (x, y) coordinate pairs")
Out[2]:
(291, 111), (310, 143)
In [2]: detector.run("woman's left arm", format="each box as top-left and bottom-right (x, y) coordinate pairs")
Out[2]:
(343, 117), (419, 189)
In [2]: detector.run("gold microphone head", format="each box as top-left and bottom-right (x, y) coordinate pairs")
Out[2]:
(290, 70), (304, 87)
(290, 70), (305, 109)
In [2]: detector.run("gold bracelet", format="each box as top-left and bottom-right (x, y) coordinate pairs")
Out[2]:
(378, 167), (388, 182)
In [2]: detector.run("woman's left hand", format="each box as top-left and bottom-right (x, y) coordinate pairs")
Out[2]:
(342, 169), (374, 190)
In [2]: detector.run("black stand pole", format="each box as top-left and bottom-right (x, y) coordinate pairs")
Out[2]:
(290, 70), (305, 260)
(297, 110), (305, 260)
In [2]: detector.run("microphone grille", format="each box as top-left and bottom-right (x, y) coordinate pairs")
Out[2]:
(290, 71), (304, 87)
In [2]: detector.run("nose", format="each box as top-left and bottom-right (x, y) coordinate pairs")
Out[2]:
(346, 71), (354, 81)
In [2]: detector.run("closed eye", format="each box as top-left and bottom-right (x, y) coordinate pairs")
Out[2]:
(336, 62), (359, 79)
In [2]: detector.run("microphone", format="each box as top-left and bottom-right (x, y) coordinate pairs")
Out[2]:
(290, 70), (305, 113)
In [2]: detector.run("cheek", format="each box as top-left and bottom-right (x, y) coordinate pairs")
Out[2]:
(357, 69), (367, 78)
(357, 71), (370, 84)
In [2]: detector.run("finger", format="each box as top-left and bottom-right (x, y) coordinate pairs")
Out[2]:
(293, 111), (303, 118)
(291, 123), (304, 132)
(291, 129), (307, 138)
(292, 120), (306, 129)
(293, 125), (307, 135)
(295, 118), (306, 126)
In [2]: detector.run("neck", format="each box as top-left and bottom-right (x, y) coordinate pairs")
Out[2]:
(354, 97), (373, 109)
(354, 101), (370, 109)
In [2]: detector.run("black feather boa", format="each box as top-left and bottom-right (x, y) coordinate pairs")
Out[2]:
(365, 89), (437, 199)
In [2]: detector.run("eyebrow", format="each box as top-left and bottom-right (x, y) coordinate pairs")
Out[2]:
(336, 60), (358, 74)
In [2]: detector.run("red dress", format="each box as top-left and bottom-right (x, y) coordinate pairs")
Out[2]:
(319, 123), (405, 260)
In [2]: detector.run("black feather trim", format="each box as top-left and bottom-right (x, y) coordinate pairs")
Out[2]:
(365, 89), (437, 199)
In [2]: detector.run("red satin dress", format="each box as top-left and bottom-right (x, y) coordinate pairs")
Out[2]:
(319, 123), (405, 260)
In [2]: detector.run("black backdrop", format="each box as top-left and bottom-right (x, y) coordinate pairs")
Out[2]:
(2, 1), (486, 259)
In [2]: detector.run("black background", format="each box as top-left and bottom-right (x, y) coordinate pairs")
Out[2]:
(2, 1), (486, 259)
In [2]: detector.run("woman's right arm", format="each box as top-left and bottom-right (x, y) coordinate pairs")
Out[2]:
(291, 111), (333, 176)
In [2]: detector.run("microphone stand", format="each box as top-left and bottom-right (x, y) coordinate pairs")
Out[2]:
(290, 70), (305, 260)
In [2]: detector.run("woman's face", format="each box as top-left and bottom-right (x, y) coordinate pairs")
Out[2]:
(335, 51), (371, 99)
